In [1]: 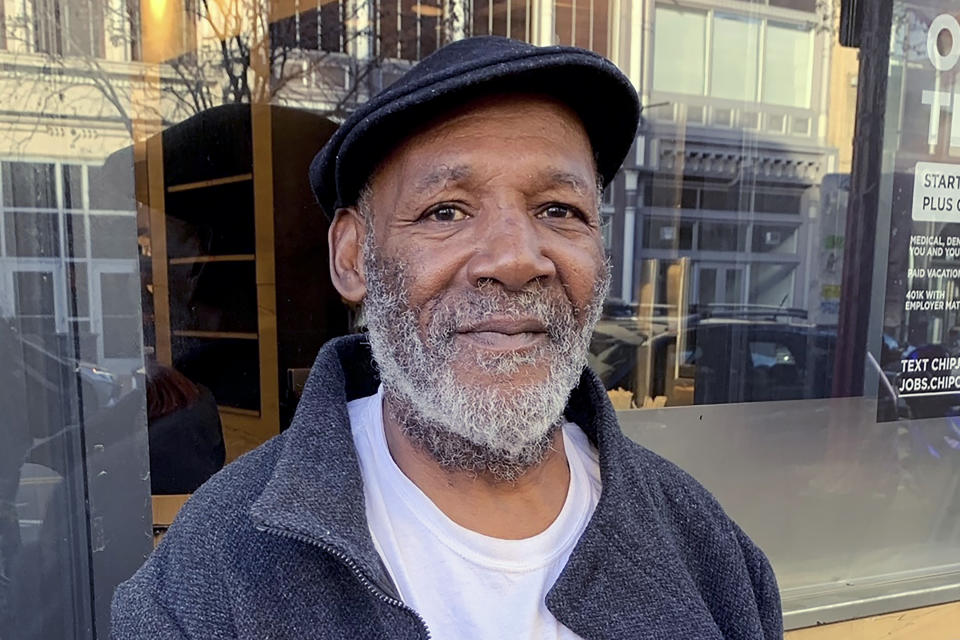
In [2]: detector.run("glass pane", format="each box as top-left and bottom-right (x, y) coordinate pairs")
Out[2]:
(723, 268), (743, 304)
(4, 212), (60, 258)
(102, 316), (141, 358)
(763, 21), (814, 108)
(14, 271), (55, 316)
(643, 217), (693, 250)
(711, 14), (759, 102)
(2, 162), (56, 209)
(750, 263), (796, 306)
(1, 0), (152, 631)
(699, 222), (746, 251)
(754, 189), (803, 214)
(100, 272), (138, 317)
(62, 165), (84, 210)
(64, 214), (87, 258)
(653, 6), (706, 95)
(68, 262), (90, 317)
(88, 162), (135, 211)
(752, 224), (799, 253)
(89, 215), (137, 259)
(5, 0), (960, 632)
(698, 268), (717, 306)
(770, 0), (817, 11)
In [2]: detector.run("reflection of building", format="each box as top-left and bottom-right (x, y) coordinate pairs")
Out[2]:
(0, 158), (142, 371)
(0, 0), (639, 443)
(0, 0), (856, 449)
(604, 1), (844, 326)
(0, 0), (606, 375)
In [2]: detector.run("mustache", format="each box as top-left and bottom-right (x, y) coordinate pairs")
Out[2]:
(424, 285), (578, 345)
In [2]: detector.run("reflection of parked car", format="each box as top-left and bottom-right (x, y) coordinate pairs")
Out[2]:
(590, 307), (837, 407)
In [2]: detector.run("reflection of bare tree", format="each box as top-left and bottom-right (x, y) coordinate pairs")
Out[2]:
(890, 3), (933, 62)
(2, 0), (177, 145)
(1, 0), (461, 149)
(161, 0), (381, 119)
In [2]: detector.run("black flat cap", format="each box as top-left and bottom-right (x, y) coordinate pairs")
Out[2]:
(309, 35), (640, 219)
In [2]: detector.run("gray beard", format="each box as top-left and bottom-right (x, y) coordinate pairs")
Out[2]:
(360, 233), (609, 483)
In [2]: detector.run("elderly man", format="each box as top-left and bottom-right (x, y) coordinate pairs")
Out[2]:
(112, 36), (781, 639)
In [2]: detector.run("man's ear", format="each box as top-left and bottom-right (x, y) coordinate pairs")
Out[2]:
(328, 207), (367, 304)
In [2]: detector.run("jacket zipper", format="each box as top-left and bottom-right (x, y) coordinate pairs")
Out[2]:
(258, 525), (432, 639)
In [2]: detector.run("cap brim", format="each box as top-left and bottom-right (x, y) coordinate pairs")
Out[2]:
(310, 47), (639, 218)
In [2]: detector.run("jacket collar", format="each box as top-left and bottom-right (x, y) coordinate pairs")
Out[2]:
(250, 334), (717, 637)
(249, 335), (391, 590)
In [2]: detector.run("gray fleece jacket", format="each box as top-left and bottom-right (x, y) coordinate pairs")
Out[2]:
(111, 334), (783, 639)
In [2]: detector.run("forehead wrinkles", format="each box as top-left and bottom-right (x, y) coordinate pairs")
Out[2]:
(412, 164), (472, 198)
(371, 97), (593, 194)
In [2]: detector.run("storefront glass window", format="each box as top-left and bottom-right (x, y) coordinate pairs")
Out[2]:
(1, 0), (960, 636)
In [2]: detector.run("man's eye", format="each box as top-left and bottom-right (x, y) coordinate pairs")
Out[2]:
(424, 206), (467, 222)
(538, 205), (579, 220)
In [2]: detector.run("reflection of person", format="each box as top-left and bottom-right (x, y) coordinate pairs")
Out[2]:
(145, 361), (225, 494)
(113, 37), (781, 638)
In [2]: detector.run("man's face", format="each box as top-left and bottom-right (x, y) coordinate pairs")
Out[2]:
(353, 94), (609, 479)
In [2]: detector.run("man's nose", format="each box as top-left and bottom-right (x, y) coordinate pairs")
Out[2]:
(465, 209), (556, 291)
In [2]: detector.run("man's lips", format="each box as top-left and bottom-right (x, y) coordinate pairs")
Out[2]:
(455, 317), (548, 350)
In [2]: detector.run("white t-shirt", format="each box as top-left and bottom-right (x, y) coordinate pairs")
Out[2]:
(348, 387), (601, 640)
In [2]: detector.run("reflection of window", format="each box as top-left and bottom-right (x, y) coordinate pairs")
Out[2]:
(474, 0), (529, 42)
(2, 162), (57, 208)
(126, 0), (140, 60)
(752, 224), (798, 253)
(769, 0), (816, 11)
(602, 185), (614, 205)
(754, 189), (803, 214)
(601, 214), (612, 249)
(653, 6), (706, 95)
(67, 261), (89, 317)
(696, 265), (744, 305)
(711, 14), (759, 102)
(89, 214), (136, 258)
(650, 183), (698, 209)
(699, 222), (745, 252)
(653, 8), (815, 111)
(32, 0), (105, 56)
(379, 0), (444, 61)
(643, 217), (694, 250)
(271, 0), (345, 54)
(749, 263), (795, 306)
(763, 21), (813, 108)
(701, 186), (745, 212)
(554, 0), (608, 56)
(88, 163), (136, 211)
(5, 212), (61, 257)
(63, 165), (83, 210)
(14, 271), (56, 336)
(65, 214), (87, 258)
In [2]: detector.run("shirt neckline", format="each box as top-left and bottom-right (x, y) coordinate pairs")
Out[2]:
(362, 385), (595, 573)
